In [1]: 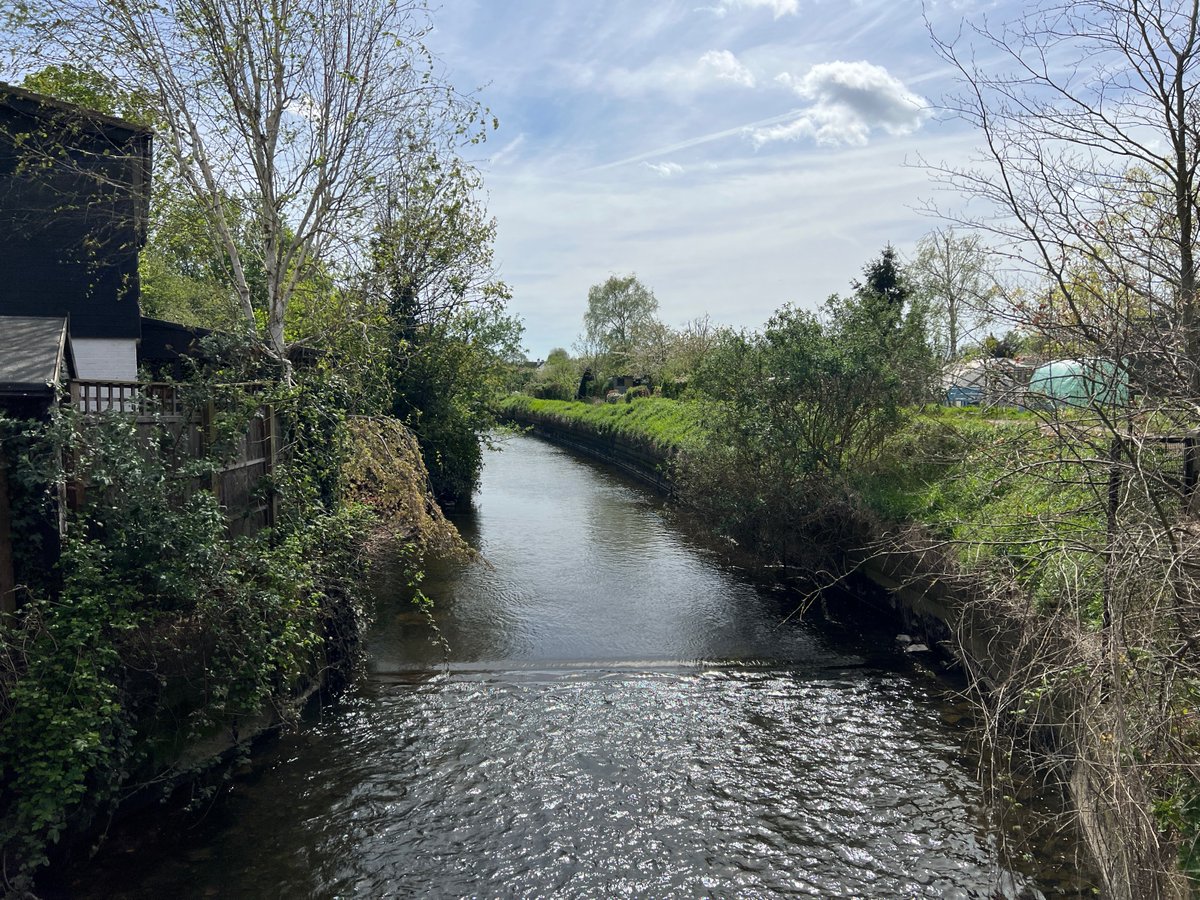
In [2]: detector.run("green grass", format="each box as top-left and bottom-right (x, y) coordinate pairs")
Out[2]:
(500, 394), (708, 453)
(854, 406), (1109, 619)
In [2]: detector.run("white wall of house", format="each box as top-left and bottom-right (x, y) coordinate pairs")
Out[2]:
(71, 338), (138, 381)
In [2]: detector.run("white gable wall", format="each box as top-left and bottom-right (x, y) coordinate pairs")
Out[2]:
(71, 338), (138, 381)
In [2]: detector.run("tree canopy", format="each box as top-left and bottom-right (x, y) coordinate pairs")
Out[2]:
(582, 274), (660, 369)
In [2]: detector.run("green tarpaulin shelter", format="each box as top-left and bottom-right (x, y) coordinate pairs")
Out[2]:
(1028, 358), (1129, 407)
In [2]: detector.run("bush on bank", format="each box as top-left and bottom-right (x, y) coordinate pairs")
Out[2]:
(0, 373), (449, 882)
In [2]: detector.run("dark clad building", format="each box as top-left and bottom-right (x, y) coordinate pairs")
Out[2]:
(0, 82), (152, 380)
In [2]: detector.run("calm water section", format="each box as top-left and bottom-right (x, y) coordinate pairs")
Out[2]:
(68, 433), (1085, 898)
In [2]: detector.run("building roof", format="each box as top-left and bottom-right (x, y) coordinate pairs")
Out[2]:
(0, 315), (74, 395)
(0, 81), (153, 137)
(140, 316), (211, 358)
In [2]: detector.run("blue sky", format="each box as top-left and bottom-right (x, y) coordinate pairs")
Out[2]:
(424, 0), (1001, 358)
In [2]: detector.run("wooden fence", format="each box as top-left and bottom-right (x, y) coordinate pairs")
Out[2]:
(69, 380), (278, 537)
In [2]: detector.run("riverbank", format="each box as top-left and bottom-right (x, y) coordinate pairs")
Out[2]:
(499, 396), (695, 493)
(57, 431), (1091, 898)
(0, 407), (457, 891)
(500, 396), (989, 653)
(500, 393), (1195, 897)
(500, 396), (1097, 663)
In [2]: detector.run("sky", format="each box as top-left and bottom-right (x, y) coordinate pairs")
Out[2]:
(421, 0), (1007, 359)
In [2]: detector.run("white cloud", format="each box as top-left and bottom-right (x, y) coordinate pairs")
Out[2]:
(752, 60), (929, 146)
(643, 161), (685, 177)
(591, 49), (757, 96)
(486, 127), (984, 357)
(698, 50), (756, 88)
(717, 0), (800, 17)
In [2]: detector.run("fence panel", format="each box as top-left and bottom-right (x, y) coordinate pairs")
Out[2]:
(69, 381), (275, 536)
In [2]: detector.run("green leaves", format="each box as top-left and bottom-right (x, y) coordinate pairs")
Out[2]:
(582, 274), (661, 375)
(696, 250), (933, 481)
(0, 376), (378, 875)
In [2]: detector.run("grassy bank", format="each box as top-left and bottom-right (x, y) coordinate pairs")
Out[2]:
(499, 395), (708, 454)
(502, 397), (1102, 616)
(854, 406), (1107, 621)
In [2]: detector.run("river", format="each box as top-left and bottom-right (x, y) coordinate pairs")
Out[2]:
(64, 433), (1088, 898)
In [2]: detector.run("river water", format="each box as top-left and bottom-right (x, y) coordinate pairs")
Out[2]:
(66, 433), (1087, 898)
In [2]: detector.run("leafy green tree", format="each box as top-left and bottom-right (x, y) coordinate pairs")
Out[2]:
(139, 193), (269, 330)
(20, 64), (158, 125)
(582, 274), (660, 373)
(695, 246), (934, 477)
(529, 348), (580, 400)
(680, 248), (934, 562)
(982, 330), (1028, 359)
(622, 315), (726, 396)
(368, 144), (519, 503)
(390, 306), (523, 504)
(842, 244), (937, 408)
(375, 145), (505, 318)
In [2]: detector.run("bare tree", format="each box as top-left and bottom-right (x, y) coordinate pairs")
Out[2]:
(8, 0), (479, 359)
(927, 0), (1200, 395)
(925, 4), (1200, 896)
(908, 228), (997, 358)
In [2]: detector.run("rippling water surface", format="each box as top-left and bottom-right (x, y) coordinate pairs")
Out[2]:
(68, 434), (1086, 898)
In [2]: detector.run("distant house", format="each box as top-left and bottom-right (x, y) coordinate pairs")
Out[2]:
(0, 82), (152, 387)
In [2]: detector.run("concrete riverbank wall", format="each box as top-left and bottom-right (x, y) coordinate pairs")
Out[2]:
(506, 407), (675, 495)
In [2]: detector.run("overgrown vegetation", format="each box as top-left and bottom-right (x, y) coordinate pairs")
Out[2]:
(341, 416), (470, 559)
(6, 0), (1200, 893)
(0, 377), (322, 873)
(854, 407), (1110, 615)
(0, 353), (475, 882)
